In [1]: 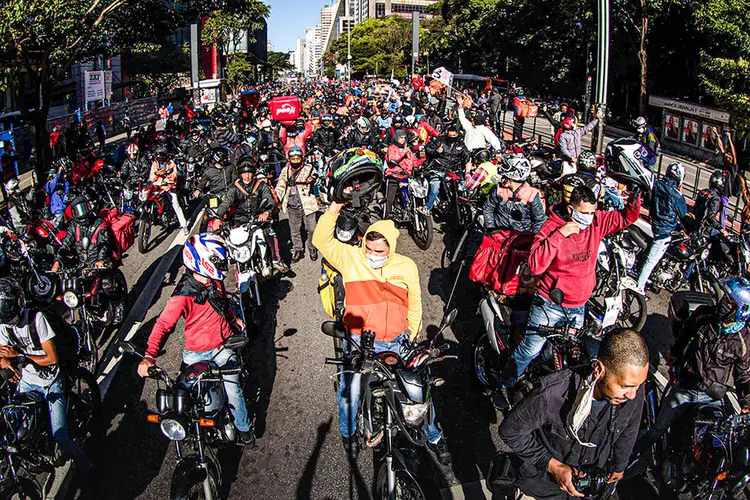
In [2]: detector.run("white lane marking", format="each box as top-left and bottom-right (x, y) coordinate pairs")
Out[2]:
(96, 209), (203, 394)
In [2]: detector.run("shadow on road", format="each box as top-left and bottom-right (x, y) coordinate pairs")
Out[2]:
(295, 417), (333, 499)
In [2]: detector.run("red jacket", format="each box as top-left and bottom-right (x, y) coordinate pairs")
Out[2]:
(528, 196), (641, 308)
(279, 122), (313, 155)
(385, 144), (417, 179)
(145, 282), (237, 359)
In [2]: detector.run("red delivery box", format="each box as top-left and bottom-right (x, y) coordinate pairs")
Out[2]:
(269, 96), (302, 126)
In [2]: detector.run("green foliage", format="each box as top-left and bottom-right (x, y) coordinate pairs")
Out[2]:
(201, 1), (270, 53)
(696, 0), (750, 139)
(226, 53), (255, 91)
(330, 17), (411, 78)
(267, 51), (293, 72)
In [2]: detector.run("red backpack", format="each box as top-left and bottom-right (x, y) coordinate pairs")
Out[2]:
(75, 209), (135, 260)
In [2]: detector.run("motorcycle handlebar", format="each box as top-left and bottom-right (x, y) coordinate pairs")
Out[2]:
(325, 358), (345, 366)
(217, 367), (242, 376)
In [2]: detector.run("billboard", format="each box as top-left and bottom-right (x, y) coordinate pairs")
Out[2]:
(85, 71), (105, 102)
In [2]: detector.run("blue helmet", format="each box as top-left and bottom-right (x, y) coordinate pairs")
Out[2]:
(718, 277), (750, 325)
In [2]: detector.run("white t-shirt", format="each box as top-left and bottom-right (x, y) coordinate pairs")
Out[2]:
(0, 310), (59, 387)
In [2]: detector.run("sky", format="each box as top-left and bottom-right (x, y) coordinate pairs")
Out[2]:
(265, 0), (330, 53)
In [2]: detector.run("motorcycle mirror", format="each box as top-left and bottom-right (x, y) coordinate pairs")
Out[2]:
(705, 381), (728, 401)
(439, 308), (458, 332)
(81, 236), (90, 251)
(223, 335), (249, 351)
(321, 321), (347, 339)
(118, 341), (138, 356)
(549, 288), (565, 306)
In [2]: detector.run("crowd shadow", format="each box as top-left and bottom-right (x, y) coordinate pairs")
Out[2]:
(641, 312), (673, 366)
(295, 417), (333, 499)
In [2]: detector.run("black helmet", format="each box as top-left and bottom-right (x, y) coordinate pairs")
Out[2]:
(155, 145), (168, 160)
(68, 196), (93, 222)
(294, 118), (305, 129)
(0, 278), (24, 326)
(237, 157), (257, 175)
(211, 147), (229, 165)
(709, 170), (725, 191)
(473, 149), (491, 164)
(335, 212), (359, 244)
(393, 115), (404, 126)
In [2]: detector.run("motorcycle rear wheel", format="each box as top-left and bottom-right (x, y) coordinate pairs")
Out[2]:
(620, 289), (648, 332)
(474, 333), (506, 389)
(376, 462), (425, 500)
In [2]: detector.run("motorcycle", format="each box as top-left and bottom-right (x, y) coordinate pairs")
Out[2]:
(54, 266), (128, 373)
(1, 234), (57, 305)
(321, 310), (458, 500)
(428, 169), (476, 230)
(383, 170), (433, 250)
(590, 227), (649, 331)
(0, 365), (101, 499)
(118, 335), (250, 500)
(136, 181), (179, 254)
(224, 220), (274, 326)
(473, 288), (603, 404)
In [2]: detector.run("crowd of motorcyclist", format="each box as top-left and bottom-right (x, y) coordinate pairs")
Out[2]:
(0, 75), (746, 499)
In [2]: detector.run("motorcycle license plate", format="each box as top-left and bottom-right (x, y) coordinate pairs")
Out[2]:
(209, 197), (219, 209)
(602, 294), (623, 328)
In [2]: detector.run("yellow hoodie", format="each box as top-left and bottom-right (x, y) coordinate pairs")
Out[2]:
(312, 210), (422, 341)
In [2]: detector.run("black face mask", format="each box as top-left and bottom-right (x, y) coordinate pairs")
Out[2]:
(445, 135), (458, 143)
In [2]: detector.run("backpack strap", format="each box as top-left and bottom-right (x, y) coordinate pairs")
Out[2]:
(90, 221), (108, 245)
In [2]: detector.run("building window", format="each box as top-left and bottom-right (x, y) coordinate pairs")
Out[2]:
(391, 5), (427, 14)
(375, 3), (385, 17)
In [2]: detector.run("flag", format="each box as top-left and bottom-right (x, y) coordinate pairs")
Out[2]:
(431, 67), (454, 88)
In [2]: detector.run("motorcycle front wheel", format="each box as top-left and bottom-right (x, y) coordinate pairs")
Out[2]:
(137, 212), (153, 254)
(376, 462), (425, 500)
(410, 212), (433, 250)
(0, 477), (43, 500)
(26, 272), (56, 305)
(619, 289), (648, 332)
(67, 367), (103, 441)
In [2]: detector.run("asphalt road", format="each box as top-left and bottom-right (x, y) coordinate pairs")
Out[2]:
(56, 209), (677, 500)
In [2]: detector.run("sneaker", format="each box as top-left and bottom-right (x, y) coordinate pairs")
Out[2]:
(342, 435), (360, 461)
(492, 389), (512, 411)
(429, 437), (452, 466)
(291, 250), (304, 263)
(309, 248), (318, 262)
(238, 430), (256, 448)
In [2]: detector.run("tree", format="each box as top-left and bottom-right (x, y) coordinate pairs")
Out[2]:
(695, 0), (750, 140)
(329, 17), (411, 78)
(201, 1), (270, 56)
(226, 53), (255, 92)
(267, 50), (293, 77)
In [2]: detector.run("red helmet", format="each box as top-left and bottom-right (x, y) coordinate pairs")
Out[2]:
(92, 159), (105, 174)
(562, 117), (575, 130)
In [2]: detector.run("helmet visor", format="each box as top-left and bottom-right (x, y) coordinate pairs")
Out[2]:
(70, 202), (90, 220)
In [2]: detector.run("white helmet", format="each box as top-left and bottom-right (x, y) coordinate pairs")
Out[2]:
(666, 161), (686, 187)
(182, 233), (229, 281)
(4, 179), (19, 194)
(126, 143), (139, 157)
(405, 115), (416, 127)
(356, 117), (370, 132)
(501, 154), (531, 182)
(261, 119), (272, 129)
(633, 116), (647, 133)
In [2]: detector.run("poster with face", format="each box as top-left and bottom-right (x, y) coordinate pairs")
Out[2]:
(701, 124), (718, 151)
(664, 114), (680, 140)
(682, 119), (699, 146)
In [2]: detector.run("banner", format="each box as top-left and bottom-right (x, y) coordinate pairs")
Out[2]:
(431, 67), (454, 88)
(104, 71), (113, 99)
(85, 70), (105, 102)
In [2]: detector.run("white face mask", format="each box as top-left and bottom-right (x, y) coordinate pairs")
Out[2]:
(366, 254), (388, 269)
(570, 207), (594, 229)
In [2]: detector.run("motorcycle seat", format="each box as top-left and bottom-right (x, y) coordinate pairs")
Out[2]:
(627, 225), (650, 250)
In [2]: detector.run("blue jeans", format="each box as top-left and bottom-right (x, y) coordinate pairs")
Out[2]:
(183, 347), (251, 432)
(499, 293), (585, 388)
(337, 333), (443, 443)
(653, 383), (715, 436)
(18, 377), (92, 471)
(637, 236), (671, 290)
(720, 195), (730, 229)
(425, 172), (444, 211)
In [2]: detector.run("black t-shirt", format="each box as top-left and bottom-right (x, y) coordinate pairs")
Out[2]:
(722, 158), (741, 197)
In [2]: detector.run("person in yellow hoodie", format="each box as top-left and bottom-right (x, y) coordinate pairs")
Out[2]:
(312, 200), (451, 465)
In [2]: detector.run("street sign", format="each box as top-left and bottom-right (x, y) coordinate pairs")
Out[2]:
(84, 71), (105, 102)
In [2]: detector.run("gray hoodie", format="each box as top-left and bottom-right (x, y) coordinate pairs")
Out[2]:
(559, 119), (598, 161)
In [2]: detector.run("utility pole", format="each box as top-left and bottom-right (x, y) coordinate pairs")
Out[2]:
(584, 41), (593, 123)
(347, 26), (352, 82)
(594, 0), (610, 154)
(411, 11), (419, 75)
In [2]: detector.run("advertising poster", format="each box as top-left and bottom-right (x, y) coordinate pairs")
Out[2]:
(701, 123), (718, 151)
(682, 118), (699, 146)
(84, 71), (105, 103)
(664, 114), (680, 140)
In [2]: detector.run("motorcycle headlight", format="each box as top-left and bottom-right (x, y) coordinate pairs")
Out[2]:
(63, 291), (79, 309)
(401, 402), (429, 427)
(231, 246), (251, 263)
(160, 418), (187, 441)
(123, 188), (133, 200)
(139, 190), (149, 201)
